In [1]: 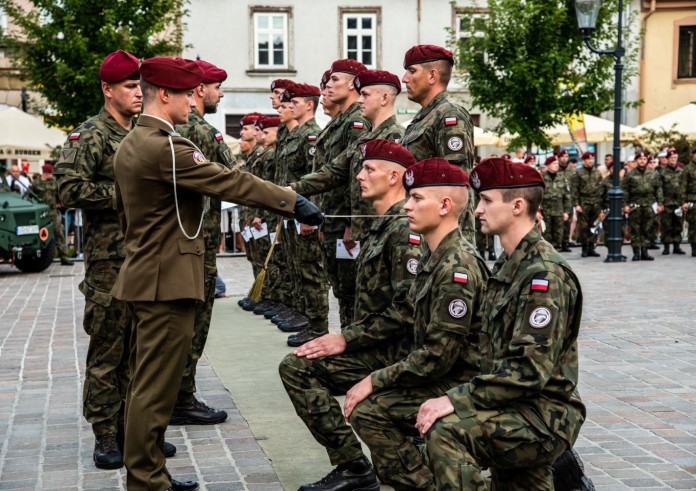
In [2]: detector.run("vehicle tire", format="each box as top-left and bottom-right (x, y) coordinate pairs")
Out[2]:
(15, 239), (56, 273)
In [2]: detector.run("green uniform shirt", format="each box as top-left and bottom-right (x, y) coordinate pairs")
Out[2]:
(571, 166), (603, 208)
(660, 165), (684, 207)
(276, 119), (321, 186)
(681, 161), (696, 202)
(541, 171), (571, 217)
(32, 178), (60, 208)
(622, 167), (663, 207)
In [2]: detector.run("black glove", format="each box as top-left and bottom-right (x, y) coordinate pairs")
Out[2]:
(294, 194), (323, 226)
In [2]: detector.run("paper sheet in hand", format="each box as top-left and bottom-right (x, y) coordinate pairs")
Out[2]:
(336, 239), (360, 260)
(251, 223), (269, 240)
(242, 227), (252, 243)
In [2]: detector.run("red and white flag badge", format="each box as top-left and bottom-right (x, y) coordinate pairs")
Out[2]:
(408, 233), (421, 245)
(353, 122), (365, 129)
(445, 117), (457, 126)
(531, 279), (549, 292)
(308, 135), (317, 141)
(453, 272), (468, 284)
(68, 132), (81, 140)
(215, 132), (223, 141)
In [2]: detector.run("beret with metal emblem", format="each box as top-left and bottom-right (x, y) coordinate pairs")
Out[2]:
(580, 151), (594, 160)
(140, 57), (204, 90)
(544, 155), (558, 166)
(403, 45), (454, 68)
(99, 50), (140, 83)
(360, 139), (415, 168)
(257, 116), (280, 129)
(240, 112), (264, 126)
(469, 158), (545, 192)
(271, 79), (294, 91)
(666, 149), (678, 158)
(320, 69), (331, 91)
(353, 70), (401, 94)
(403, 157), (469, 192)
(196, 60), (227, 84)
(330, 59), (367, 75)
(635, 150), (650, 159)
(288, 83), (321, 98)
(556, 149), (568, 157)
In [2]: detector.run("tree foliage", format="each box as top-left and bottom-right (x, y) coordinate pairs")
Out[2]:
(637, 127), (695, 165)
(451, 0), (640, 150)
(0, 0), (187, 128)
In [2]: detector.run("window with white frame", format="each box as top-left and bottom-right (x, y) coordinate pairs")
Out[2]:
(253, 12), (288, 69)
(454, 10), (487, 69)
(343, 12), (377, 68)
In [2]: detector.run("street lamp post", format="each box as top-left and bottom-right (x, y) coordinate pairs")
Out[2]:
(575, 0), (626, 262)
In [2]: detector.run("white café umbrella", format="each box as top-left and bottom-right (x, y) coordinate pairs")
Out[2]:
(0, 107), (66, 161)
(636, 103), (696, 140)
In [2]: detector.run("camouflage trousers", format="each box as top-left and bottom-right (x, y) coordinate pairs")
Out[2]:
(320, 231), (356, 329)
(258, 223), (283, 303)
(460, 201), (476, 245)
(576, 205), (601, 245)
(686, 207), (696, 243)
(628, 206), (656, 247)
(270, 223), (293, 307)
(51, 210), (70, 258)
(178, 232), (218, 405)
(81, 259), (131, 437)
(425, 405), (566, 490)
(543, 215), (565, 250)
(661, 205), (683, 244)
(350, 386), (463, 489)
(288, 226), (329, 330)
(278, 352), (386, 466)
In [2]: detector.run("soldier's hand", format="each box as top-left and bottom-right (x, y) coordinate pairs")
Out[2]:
(294, 194), (323, 226)
(657, 205), (664, 214)
(682, 203), (690, 211)
(344, 376), (373, 421)
(563, 212), (569, 222)
(623, 205), (630, 214)
(294, 333), (346, 359)
(575, 205), (583, 213)
(416, 395), (455, 436)
(342, 226), (357, 256)
(300, 223), (316, 236)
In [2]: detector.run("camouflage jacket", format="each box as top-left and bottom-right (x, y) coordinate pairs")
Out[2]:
(293, 102), (370, 233)
(253, 145), (278, 225)
(571, 165), (603, 208)
(541, 171), (571, 216)
(239, 144), (264, 223)
(446, 227), (586, 446)
(176, 109), (234, 238)
(371, 228), (489, 392)
(276, 119), (321, 186)
(681, 161), (696, 202)
(622, 167), (663, 207)
(53, 107), (130, 264)
(343, 200), (425, 367)
(400, 91), (474, 171)
(660, 165), (683, 206)
(32, 178), (60, 208)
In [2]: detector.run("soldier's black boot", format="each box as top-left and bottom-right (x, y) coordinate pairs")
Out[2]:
(692, 243), (696, 257)
(581, 244), (589, 257)
(298, 456), (380, 491)
(673, 243), (686, 254)
(170, 398), (228, 425)
(93, 433), (123, 469)
(60, 256), (74, 265)
(640, 247), (654, 260)
(168, 477), (199, 491)
(588, 243), (600, 257)
(561, 241), (572, 252)
(632, 247), (640, 261)
(662, 243), (670, 255)
(553, 448), (596, 491)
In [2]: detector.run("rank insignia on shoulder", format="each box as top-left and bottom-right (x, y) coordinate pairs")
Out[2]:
(531, 279), (549, 292)
(308, 135), (317, 141)
(192, 151), (207, 165)
(408, 233), (421, 245)
(68, 132), (81, 140)
(353, 121), (365, 129)
(453, 272), (468, 284)
(445, 117), (457, 126)
(214, 132), (223, 141)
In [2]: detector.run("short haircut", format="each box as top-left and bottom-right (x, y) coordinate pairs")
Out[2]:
(140, 79), (159, 104)
(430, 185), (468, 219)
(500, 187), (543, 220)
(421, 60), (452, 86)
(303, 96), (319, 113)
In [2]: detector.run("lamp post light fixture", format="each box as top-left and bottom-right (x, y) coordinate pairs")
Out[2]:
(575, 0), (626, 262)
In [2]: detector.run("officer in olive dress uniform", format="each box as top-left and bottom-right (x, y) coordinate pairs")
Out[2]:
(419, 158), (586, 491)
(112, 56), (322, 491)
(279, 140), (422, 491)
(31, 163), (73, 265)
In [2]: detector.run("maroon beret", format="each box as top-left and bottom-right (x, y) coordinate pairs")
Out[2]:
(470, 158), (544, 192)
(556, 149), (568, 157)
(403, 45), (454, 68)
(403, 158), (469, 191)
(240, 112), (264, 126)
(501, 153), (511, 160)
(580, 151), (594, 160)
(635, 150), (650, 159)
(666, 149), (678, 158)
(330, 59), (367, 76)
(280, 89), (293, 103)
(523, 154), (535, 164)
(289, 83), (321, 98)
(42, 163), (54, 173)
(196, 60), (227, 83)
(258, 116), (280, 129)
(353, 70), (401, 94)
(140, 57), (204, 90)
(360, 139), (415, 168)
(544, 155), (558, 166)
(99, 50), (140, 83)
(271, 79), (294, 91)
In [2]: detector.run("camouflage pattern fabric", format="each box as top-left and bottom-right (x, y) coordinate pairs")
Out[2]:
(571, 166), (603, 245)
(682, 161), (696, 243)
(31, 178), (70, 258)
(426, 227), (585, 490)
(400, 91), (475, 243)
(175, 108), (234, 404)
(558, 165), (574, 244)
(53, 107), (131, 436)
(241, 145), (265, 278)
(541, 171), (572, 249)
(351, 228), (488, 489)
(622, 168), (663, 248)
(660, 165), (684, 245)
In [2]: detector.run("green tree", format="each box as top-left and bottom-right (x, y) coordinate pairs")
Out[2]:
(0, 0), (187, 128)
(451, 0), (640, 150)
(637, 127), (695, 165)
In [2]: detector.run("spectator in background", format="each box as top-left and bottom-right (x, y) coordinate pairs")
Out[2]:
(6, 163), (32, 195)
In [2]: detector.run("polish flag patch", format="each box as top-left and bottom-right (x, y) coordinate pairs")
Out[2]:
(445, 117), (457, 126)
(308, 135), (317, 141)
(68, 132), (81, 140)
(531, 279), (550, 292)
(453, 272), (468, 284)
(408, 233), (421, 245)
(215, 132), (223, 141)
(353, 122), (365, 129)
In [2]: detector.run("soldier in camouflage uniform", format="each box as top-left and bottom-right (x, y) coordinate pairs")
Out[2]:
(622, 150), (664, 261)
(279, 140), (422, 491)
(541, 155), (571, 250)
(171, 60), (231, 425)
(53, 50), (177, 469)
(571, 152), (603, 258)
(660, 151), (685, 255)
(31, 163), (74, 265)
(346, 158), (488, 490)
(400, 45), (476, 244)
(555, 150), (574, 251)
(419, 158), (586, 491)
(290, 59), (370, 343)
(681, 148), (696, 256)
